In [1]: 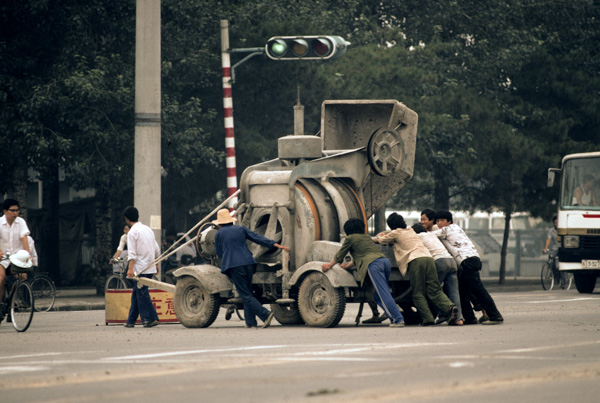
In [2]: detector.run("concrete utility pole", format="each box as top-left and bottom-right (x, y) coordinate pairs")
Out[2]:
(134, 0), (162, 242)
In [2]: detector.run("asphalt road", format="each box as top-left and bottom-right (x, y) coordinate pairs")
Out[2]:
(1, 289), (599, 403)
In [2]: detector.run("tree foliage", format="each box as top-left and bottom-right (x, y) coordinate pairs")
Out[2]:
(1, 0), (599, 284)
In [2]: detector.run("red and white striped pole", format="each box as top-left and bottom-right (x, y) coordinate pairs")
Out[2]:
(220, 20), (238, 210)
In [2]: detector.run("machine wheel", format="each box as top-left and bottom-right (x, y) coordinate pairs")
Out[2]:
(540, 263), (554, 290)
(11, 281), (34, 332)
(174, 276), (220, 328)
(271, 303), (304, 325)
(298, 272), (346, 328)
(367, 127), (404, 176)
(573, 271), (597, 294)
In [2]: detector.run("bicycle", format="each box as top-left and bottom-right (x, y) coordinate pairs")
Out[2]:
(105, 257), (134, 290)
(30, 272), (57, 312)
(541, 254), (572, 291)
(1, 253), (35, 332)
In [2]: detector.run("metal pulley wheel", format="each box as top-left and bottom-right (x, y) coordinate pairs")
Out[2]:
(367, 127), (404, 176)
(195, 222), (219, 261)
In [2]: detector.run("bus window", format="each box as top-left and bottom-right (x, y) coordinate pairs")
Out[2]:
(561, 157), (600, 209)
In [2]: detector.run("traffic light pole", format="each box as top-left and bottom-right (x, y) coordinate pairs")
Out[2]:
(220, 20), (266, 210)
(219, 20), (349, 211)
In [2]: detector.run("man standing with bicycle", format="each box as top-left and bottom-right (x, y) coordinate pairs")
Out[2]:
(0, 199), (31, 318)
(543, 216), (566, 288)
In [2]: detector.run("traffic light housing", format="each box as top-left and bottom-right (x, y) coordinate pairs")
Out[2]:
(265, 36), (350, 61)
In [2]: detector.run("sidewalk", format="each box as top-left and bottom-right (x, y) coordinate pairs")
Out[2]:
(50, 277), (543, 312)
(52, 288), (105, 312)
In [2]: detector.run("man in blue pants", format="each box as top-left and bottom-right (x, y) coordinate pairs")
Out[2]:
(323, 218), (405, 327)
(213, 209), (289, 328)
(124, 206), (160, 328)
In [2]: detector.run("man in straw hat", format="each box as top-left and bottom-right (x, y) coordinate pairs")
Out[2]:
(213, 208), (289, 328)
(0, 199), (31, 314)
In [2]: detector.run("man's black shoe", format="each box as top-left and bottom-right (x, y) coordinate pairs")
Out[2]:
(143, 320), (159, 328)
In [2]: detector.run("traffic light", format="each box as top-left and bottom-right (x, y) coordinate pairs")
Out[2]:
(265, 36), (350, 61)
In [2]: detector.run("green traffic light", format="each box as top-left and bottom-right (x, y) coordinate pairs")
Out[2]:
(270, 40), (287, 56)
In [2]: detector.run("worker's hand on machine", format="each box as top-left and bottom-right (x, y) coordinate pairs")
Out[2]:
(339, 261), (354, 270)
(274, 243), (290, 252)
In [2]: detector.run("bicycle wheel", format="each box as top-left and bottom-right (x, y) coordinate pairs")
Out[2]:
(11, 281), (34, 332)
(31, 276), (56, 312)
(564, 272), (573, 290)
(541, 263), (554, 290)
(105, 275), (127, 290)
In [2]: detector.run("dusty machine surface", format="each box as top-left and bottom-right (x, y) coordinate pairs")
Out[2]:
(173, 100), (418, 328)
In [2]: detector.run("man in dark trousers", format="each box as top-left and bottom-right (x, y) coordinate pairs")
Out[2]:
(124, 206), (160, 328)
(433, 210), (504, 325)
(213, 208), (289, 328)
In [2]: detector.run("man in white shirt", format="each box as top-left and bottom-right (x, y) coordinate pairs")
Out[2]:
(432, 210), (503, 325)
(0, 199), (31, 305)
(124, 206), (160, 328)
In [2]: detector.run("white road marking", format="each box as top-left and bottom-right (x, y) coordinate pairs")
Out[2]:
(499, 339), (600, 354)
(103, 342), (452, 362)
(103, 345), (290, 361)
(0, 366), (48, 375)
(527, 297), (598, 304)
(0, 352), (62, 361)
(449, 362), (475, 368)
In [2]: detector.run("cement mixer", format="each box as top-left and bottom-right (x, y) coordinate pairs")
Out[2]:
(169, 100), (418, 328)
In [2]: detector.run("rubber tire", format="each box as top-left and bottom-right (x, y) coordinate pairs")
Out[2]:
(174, 276), (220, 328)
(541, 263), (554, 291)
(298, 272), (345, 328)
(11, 281), (34, 332)
(105, 275), (126, 291)
(31, 276), (56, 312)
(573, 271), (597, 294)
(271, 303), (304, 325)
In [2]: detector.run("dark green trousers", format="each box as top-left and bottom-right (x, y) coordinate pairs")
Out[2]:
(408, 257), (454, 323)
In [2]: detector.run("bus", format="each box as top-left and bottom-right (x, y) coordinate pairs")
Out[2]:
(548, 152), (600, 293)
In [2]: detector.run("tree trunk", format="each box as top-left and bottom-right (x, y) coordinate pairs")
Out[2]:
(94, 189), (113, 295)
(498, 211), (512, 285)
(433, 166), (450, 211)
(12, 163), (28, 218)
(41, 169), (61, 281)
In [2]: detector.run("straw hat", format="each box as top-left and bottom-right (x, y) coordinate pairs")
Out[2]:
(9, 250), (33, 269)
(213, 209), (235, 225)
